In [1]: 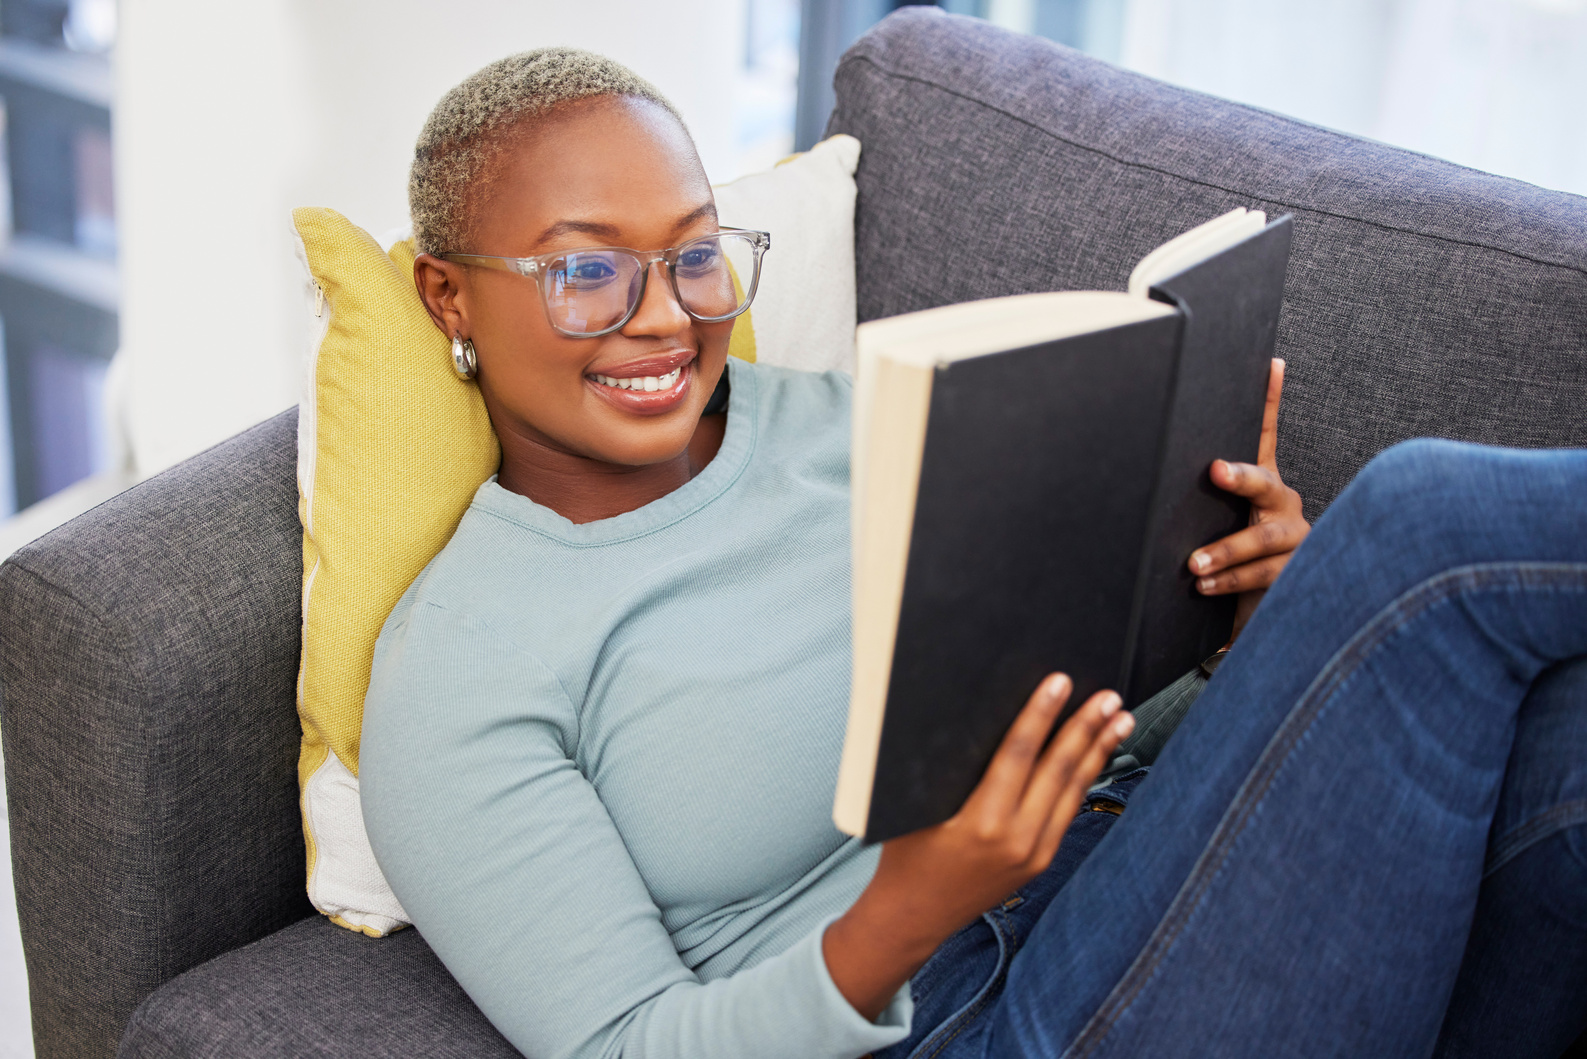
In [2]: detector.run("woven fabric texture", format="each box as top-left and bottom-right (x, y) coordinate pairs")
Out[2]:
(829, 8), (1587, 519)
(116, 916), (518, 1059)
(0, 410), (310, 1059)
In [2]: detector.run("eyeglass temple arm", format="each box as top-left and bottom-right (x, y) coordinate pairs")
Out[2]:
(438, 253), (535, 276)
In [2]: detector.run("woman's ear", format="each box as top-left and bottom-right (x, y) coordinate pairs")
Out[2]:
(414, 253), (470, 338)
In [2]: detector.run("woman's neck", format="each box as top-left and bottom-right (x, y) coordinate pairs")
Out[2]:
(496, 413), (727, 524)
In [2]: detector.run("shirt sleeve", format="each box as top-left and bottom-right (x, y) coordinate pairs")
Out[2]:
(360, 601), (910, 1059)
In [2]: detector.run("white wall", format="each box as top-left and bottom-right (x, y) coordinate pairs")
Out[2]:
(114, 0), (744, 476)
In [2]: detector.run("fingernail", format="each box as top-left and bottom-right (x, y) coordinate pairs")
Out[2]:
(1048, 674), (1071, 700)
(1099, 693), (1122, 717)
(1191, 552), (1211, 573)
(1114, 714), (1135, 737)
(1198, 577), (1217, 593)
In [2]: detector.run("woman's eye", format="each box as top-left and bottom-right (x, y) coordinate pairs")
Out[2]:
(556, 254), (621, 287)
(677, 244), (720, 274)
(571, 261), (616, 282)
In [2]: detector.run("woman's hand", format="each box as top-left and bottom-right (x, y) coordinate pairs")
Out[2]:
(1190, 358), (1308, 639)
(823, 675), (1133, 1020)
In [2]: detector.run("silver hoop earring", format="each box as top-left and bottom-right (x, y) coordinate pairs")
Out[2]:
(451, 334), (478, 380)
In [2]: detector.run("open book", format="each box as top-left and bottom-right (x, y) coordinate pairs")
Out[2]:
(835, 208), (1293, 842)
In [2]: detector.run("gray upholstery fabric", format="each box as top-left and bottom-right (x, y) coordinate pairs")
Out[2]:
(117, 916), (517, 1059)
(0, 409), (311, 1059)
(829, 8), (1587, 519)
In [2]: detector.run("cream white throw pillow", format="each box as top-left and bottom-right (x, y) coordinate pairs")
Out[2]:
(714, 133), (860, 374)
(294, 135), (861, 937)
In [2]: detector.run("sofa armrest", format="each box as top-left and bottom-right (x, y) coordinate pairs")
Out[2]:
(1, 408), (312, 1059)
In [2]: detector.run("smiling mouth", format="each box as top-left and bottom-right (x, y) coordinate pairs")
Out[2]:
(590, 367), (684, 393)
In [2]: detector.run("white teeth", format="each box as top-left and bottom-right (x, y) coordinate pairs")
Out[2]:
(592, 367), (683, 393)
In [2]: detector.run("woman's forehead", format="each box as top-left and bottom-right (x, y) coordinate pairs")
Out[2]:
(480, 99), (711, 253)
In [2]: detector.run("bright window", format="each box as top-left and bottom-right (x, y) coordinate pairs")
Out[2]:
(783, 0), (1587, 197)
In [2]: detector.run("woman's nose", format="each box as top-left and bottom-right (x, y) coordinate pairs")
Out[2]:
(622, 259), (690, 338)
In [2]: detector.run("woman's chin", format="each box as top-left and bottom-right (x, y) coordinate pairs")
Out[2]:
(570, 382), (712, 469)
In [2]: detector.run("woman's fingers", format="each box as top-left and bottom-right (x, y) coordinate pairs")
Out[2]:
(1257, 358), (1285, 469)
(971, 673), (1072, 820)
(1190, 514), (1306, 576)
(1193, 459), (1305, 579)
(1015, 690), (1130, 832)
(1034, 709), (1133, 856)
(1207, 459), (1288, 504)
(1195, 551), (1291, 596)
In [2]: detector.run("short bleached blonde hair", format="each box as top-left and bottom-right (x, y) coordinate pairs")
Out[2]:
(409, 47), (685, 255)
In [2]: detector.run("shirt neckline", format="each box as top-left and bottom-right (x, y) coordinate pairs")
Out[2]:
(471, 356), (759, 548)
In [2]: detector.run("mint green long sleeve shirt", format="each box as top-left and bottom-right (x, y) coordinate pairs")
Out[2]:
(360, 358), (910, 1059)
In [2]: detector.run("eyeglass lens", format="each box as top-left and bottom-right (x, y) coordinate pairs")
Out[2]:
(542, 233), (759, 335)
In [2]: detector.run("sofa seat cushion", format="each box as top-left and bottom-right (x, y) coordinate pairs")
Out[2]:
(118, 916), (518, 1058)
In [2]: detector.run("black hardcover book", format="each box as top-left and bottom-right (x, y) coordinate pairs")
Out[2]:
(834, 210), (1293, 842)
(1124, 218), (1294, 704)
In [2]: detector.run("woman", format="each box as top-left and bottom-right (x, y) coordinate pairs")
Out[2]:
(360, 49), (1587, 1059)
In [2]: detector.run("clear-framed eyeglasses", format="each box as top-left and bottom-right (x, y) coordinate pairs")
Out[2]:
(440, 227), (771, 339)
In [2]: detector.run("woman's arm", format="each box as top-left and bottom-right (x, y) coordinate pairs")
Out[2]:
(361, 602), (909, 1059)
(823, 676), (1133, 1019)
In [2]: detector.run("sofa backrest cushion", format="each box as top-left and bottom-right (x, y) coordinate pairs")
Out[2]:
(830, 8), (1587, 518)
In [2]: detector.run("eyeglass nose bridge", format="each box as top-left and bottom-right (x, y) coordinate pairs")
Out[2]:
(612, 251), (691, 330)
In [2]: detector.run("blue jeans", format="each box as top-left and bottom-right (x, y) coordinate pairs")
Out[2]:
(878, 440), (1587, 1059)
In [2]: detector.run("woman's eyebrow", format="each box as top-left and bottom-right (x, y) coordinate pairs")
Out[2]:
(533, 203), (719, 247)
(669, 202), (718, 234)
(535, 219), (624, 244)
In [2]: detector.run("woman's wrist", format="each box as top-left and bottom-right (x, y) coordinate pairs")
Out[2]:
(822, 882), (946, 1021)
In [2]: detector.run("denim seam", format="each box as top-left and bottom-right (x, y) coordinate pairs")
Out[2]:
(1484, 799), (1587, 877)
(909, 912), (1013, 1059)
(1062, 562), (1587, 1058)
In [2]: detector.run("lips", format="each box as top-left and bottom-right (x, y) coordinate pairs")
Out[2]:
(585, 350), (696, 415)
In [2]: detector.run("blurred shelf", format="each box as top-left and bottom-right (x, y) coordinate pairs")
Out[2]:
(0, 37), (111, 110)
(0, 233), (118, 313)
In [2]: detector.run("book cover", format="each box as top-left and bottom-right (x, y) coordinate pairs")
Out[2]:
(838, 213), (1294, 842)
(863, 315), (1183, 842)
(1123, 216), (1294, 704)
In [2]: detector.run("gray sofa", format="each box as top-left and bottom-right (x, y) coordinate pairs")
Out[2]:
(3, 9), (1584, 1058)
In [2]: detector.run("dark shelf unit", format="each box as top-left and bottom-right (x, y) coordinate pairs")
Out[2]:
(0, 27), (118, 512)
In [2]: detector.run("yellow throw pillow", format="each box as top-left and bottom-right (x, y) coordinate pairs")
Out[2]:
(293, 207), (500, 935)
(293, 134), (859, 937)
